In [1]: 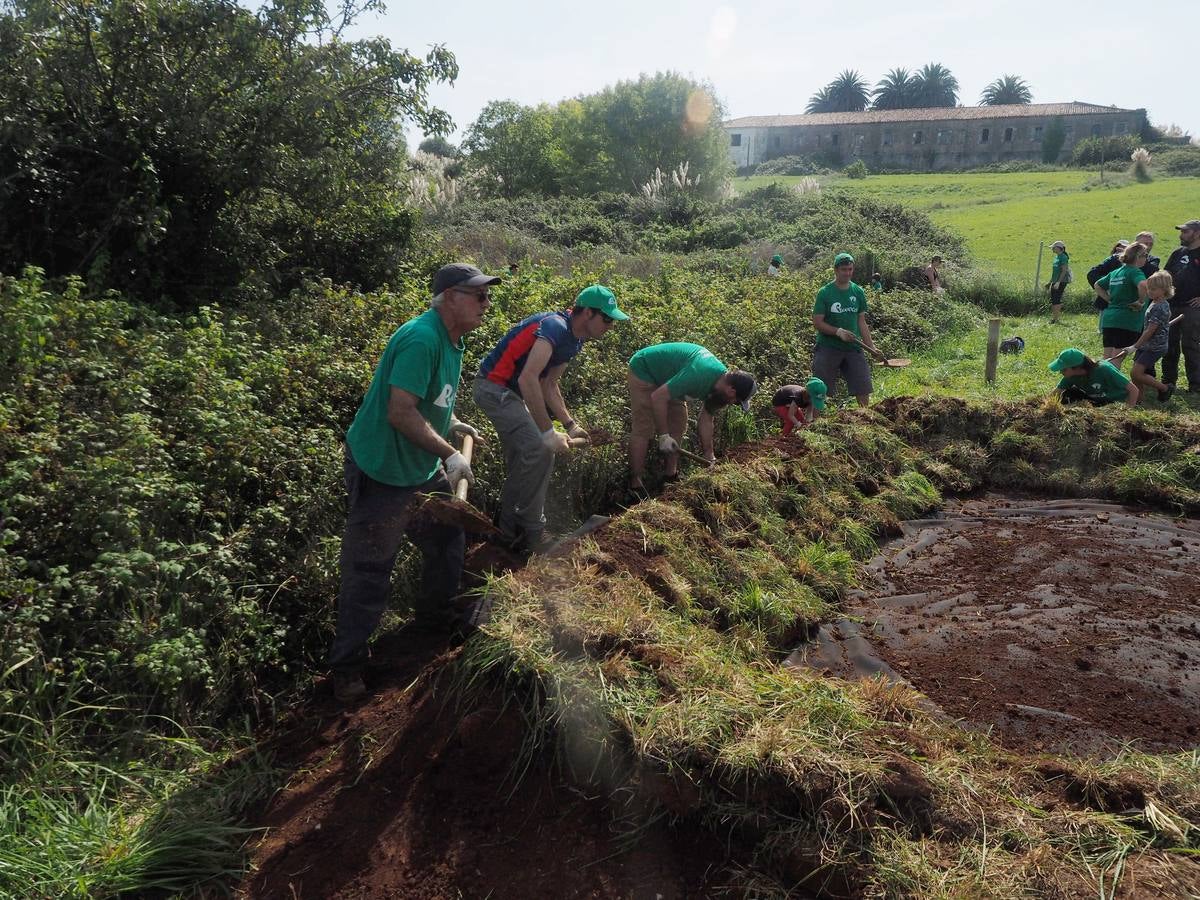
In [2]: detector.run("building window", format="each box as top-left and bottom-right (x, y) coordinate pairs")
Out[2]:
(772, 135), (781, 148)
(831, 133), (840, 147)
(1091, 123), (1104, 136)
(1033, 125), (1044, 141)
(1003, 127), (1014, 143)
(793, 134), (801, 147)
(730, 133), (742, 147)
(980, 128), (990, 144)
(855, 133), (865, 147)
(1116, 122), (1129, 134)
(1064, 125), (1074, 138)
(882, 131), (893, 146)
(913, 130), (923, 145)
(936, 129), (951, 144)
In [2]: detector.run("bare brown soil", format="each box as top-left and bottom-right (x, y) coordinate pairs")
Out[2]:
(798, 497), (1200, 755)
(238, 627), (725, 899)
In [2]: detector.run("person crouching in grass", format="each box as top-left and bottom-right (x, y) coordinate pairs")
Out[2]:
(771, 378), (827, 435)
(1122, 271), (1177, 403)
(1048, 347), (1138, 407)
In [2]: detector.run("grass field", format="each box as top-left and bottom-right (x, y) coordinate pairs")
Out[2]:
(737, 171), (1200, 284)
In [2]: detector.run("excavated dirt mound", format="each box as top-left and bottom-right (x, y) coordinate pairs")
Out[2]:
(238, 627), (724, 899)
(791, 496), (1200, 755)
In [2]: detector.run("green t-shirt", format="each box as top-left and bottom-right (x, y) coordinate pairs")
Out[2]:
(813, 281), (868, 352)
(629, 342), (727, 401)
(1097, 264), (1146, 332)
(1056, 360), (1130, 403)
(346, 308), (464, 487)
(1051, 252), (1069, 284)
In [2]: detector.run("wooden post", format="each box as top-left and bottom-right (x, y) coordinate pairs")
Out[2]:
(985, 318), (1001, 384)
(1032, 241), (1044, 298)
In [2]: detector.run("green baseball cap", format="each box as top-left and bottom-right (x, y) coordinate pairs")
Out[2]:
(771, 254), (784, 265)
(806, 377), (828, 410)
(1048, 348), (1086, 372)
(833, 252), (855, 267)
(575, 284), (629, 321)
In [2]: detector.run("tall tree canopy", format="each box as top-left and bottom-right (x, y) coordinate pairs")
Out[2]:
(871, 68), (918, 110)
(912, 63), (960, 108)
(806, 70), (870, 113)
(0, 0), (457, 305)
(979, 75), (1033, 106)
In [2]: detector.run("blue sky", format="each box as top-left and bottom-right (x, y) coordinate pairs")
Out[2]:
(365, 0), (1195, 144)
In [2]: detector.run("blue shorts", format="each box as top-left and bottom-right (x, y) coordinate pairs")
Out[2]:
(1134, 348), (1164, 369)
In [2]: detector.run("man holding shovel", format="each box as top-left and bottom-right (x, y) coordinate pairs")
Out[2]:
(812, 252), (880, 408)
(474, 284), (629, 553)
(327, 263), (498, 704)
(627, 343), (756, 493)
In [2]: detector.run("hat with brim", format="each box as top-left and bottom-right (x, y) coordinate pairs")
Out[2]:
(806, 377), (828, 410)
(771, 254), (784, 265)
(1176, 219), (1200, 231)
(575, 284), (629, 321)
(432, 263), (502, 296)
(1048, 348), (1085, 373)
(726, 370), (757, 411)
(1051, 241), (1065, 250)
(833, 252), (855, 267)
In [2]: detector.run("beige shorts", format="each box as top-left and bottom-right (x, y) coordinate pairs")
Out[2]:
(628, 370), (688, 441)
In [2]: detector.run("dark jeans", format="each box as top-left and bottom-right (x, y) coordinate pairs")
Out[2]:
(1162, 305), (1200, 389)
(327, 448), (465, 674)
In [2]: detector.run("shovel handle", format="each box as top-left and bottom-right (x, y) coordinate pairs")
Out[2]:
(852, 333), (888, 363)
(676, 445), (714, 467)
(1104, 315), (1185, 363)
(454, 434), (474, 502)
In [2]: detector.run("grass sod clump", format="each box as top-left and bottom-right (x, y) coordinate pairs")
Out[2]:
(460, 399), (1200, 895)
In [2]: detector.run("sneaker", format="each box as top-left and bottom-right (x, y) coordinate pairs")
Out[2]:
(332, 671), (366, 704)
(1159, 384), (1176, 403)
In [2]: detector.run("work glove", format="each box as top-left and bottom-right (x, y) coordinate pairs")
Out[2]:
(658, 434), (680, 454)
(566, 422), (589, 442)
(448, 417), (479, 440)
(443, 451), (474, 489)
(1123, 346), (1137, 357)
(835, 328), (855, 343)
(541, 428), (571, 454)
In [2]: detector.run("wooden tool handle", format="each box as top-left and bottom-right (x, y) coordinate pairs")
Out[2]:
(676, 445), (714, 467)
(454, 434), (474, 502)
(852, 333), (887, 362)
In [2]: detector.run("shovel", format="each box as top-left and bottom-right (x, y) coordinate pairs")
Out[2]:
(853, 334), (911, 368)
(1103, 314), (1184, 364)
(410, 433), (500, 536)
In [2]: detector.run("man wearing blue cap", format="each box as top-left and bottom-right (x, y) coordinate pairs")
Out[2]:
(474, 284), (629, 553)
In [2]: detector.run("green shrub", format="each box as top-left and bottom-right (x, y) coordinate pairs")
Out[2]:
(844, 159), (868, 179)
(1070, 134), (1137, 166)
(1155, 146), (1200, 177)
(754, 155), (831, 176)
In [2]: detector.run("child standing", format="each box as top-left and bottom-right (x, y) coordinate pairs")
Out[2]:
(1123, 271), (1176, 403)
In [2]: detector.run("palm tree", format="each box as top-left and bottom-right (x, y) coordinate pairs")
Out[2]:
(806, 70), (869, 113)
(912, 63), (959, 108)
(979, 75), (1033, 106)
(871, 68), (917, 110)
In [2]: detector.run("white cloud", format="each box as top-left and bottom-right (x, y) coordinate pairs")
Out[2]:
(707, 6), (737, 58)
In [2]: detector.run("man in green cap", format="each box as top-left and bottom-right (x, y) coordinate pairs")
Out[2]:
(767, 254), (784, 277)
(771, 378), (827, 435)
(474, 284), (629, 553)
(1048, 347), (1138, 407)
(626, 343), (756, 493)
(811, 252), (880, 408)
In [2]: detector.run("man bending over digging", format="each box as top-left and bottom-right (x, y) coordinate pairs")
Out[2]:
(627, 342), (756, 494)
(473, 284), (629, 554)
(812, 252), (880, 408)
(1048, 347), (1138, 407)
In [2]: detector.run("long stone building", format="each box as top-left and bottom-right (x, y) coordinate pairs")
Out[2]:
(725, 102), (1146, 171)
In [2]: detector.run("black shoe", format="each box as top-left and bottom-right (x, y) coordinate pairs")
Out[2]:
(1159, 384), (1176, 403)
(332, 671), (366, 704)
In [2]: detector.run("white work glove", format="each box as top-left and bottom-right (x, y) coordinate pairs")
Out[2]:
(443, 451), (474, 489)
(835, 328), (855, 343)
(658, 434), (680, 454)
(566, 422), (589, 442)
(448, 417), (479, 440)
(541, 428), (571, 454)
(1123, 346), (1137, 357)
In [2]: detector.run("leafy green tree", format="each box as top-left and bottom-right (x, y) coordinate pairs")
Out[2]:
(912, 63), (959, 108)
(0, 0), (457, 305)
(871, 68), (918, 110)
(462, 100), (563, 197)
(979, 75), (1033, 106)
(1042, 117), (1066, 163)
(806, 70), (870, 113)
(418, 135), (460, 158)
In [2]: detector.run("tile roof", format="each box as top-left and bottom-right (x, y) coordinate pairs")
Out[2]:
(724, 102), (1141, 129)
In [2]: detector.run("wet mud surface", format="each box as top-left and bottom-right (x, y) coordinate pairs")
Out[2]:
(791, 496), (1200, 755)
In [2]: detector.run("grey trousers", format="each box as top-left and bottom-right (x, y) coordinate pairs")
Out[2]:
(327, 447), (465, 674)
(472, 377), (554, 547)
(1162, 305), (1200, 389)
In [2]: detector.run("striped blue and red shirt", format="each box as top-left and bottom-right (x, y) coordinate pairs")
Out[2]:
(477, 311), (584, 394)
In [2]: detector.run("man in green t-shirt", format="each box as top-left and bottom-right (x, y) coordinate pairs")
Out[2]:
(811, 252), (881, 407)
(627, 342), (756, 492)
(1048, 347), (1138, 407)
(328, 262), (500, 703)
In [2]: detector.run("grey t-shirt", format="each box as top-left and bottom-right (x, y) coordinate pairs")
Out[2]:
(1144, 301), (1171, 354)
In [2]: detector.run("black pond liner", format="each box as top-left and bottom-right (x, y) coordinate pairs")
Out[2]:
(787, 495), (1200, 756)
